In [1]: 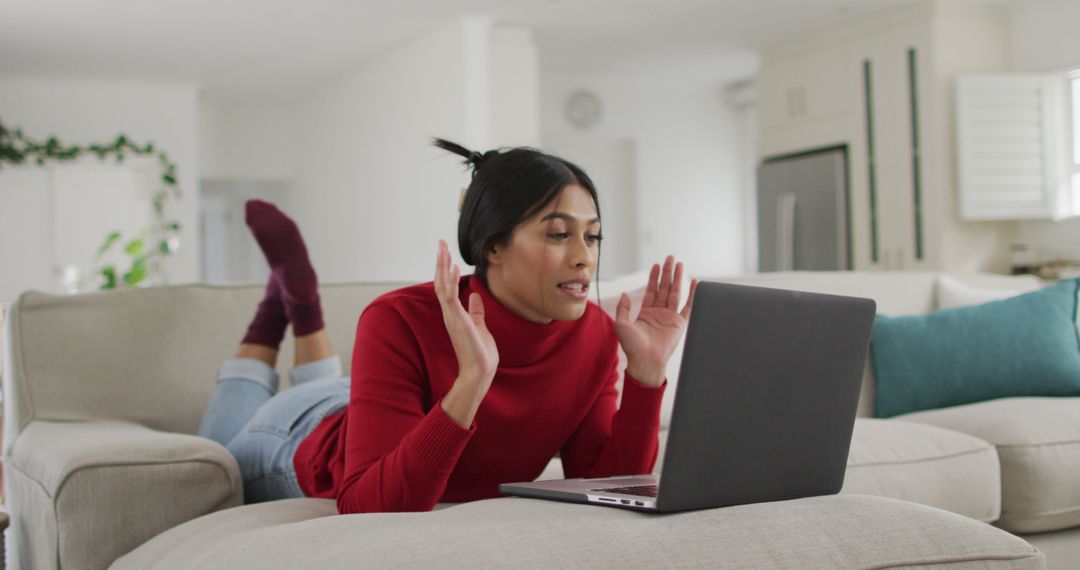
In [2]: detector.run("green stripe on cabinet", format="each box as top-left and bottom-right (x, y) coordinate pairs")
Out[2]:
(907, 47), (924, 261)
(862, 59), (879, 264)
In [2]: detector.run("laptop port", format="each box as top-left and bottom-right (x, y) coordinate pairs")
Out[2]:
(598, 498), (615, 502)
(635, 501), (644, 506)
(620, 499), (630, 505)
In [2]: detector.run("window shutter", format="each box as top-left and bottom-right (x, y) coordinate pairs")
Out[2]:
(956, 74), (1067, 220)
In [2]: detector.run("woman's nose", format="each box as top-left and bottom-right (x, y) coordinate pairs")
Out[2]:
(570, 236), (595, 268)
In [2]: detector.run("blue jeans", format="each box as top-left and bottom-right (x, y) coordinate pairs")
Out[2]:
(198, 356), (349, 503)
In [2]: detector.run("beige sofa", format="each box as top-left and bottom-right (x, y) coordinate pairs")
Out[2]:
(2, 271), (1068, 569)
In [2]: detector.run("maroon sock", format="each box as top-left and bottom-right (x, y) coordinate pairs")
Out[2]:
(241, 278), (288, 348)
(245, 199), (325, 336)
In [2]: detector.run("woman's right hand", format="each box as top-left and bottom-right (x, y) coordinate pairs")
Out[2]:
(435, 240), (499, 427)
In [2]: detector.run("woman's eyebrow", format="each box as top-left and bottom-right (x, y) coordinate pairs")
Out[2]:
(539, 212), (601, 225)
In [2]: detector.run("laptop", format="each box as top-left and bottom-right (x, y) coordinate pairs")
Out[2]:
(499, 281), (876, 512)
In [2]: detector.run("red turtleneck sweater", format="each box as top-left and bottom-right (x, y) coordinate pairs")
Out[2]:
(293, 275), (665, 514)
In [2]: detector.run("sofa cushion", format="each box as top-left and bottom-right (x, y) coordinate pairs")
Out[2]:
(936, 275), (1024, 309)
(114, 495), (1043, 569)
(114, 498), (339, 568)
(841, 418), (1001, 522)
(871, 279), (1080, 418)
(901, 397), (1080, 533)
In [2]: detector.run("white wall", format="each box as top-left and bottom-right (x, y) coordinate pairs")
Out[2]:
(540, 73), (748, 279)
(1007, 0), (1080, 73)
(197, 98), (298, 284)
(281, 17), (538, 283)
(489, 26), (541, 148)
(199, 100), (296, 181)
(0, 76), (200, 290)
(1006, 0), (1080, 263)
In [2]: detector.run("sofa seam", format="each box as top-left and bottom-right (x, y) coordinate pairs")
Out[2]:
(846, 445), (994, 468)
(51, 458), (240, 504)
(862, 550), (1043, 569)
(9, 452), (240, 504)
(5, 456), (54, 499)
(1001, 502), (1080, 519)
(995, 439), (1080, 449)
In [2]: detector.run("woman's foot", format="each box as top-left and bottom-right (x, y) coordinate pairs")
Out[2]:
(245, 199), (325, 336)
(241, 278), (289, 349)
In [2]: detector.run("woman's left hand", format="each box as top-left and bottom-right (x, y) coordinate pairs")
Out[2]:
(614, 256), (698, 388)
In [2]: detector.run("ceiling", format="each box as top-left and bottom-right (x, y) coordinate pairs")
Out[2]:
(0, 0), (936, 103)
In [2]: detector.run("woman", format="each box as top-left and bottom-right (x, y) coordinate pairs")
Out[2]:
(198, 139), (697, 514)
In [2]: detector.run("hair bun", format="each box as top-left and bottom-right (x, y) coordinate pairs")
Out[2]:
(433, 138), (493, 172)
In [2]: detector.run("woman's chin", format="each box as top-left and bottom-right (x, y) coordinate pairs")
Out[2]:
(550, 302), (588, 321)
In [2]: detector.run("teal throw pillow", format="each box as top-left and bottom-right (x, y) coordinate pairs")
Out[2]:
(872, 279), (1080, 418)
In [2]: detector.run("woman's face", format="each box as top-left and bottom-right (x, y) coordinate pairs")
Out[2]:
(485, 184), (601, 323)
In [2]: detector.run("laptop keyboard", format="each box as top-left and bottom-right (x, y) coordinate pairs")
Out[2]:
(593, 484), (658, 497)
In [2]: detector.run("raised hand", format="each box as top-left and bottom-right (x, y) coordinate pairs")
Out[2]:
(614, 256), (697, 388)
(434, 240), (499, 385)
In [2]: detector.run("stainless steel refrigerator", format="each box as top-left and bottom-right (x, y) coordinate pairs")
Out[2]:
(757, 147), (851, 272)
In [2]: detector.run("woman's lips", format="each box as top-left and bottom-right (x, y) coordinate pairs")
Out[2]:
(558, 281), (589, 300)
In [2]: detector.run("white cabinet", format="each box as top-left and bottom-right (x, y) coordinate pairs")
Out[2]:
(848, 23), (930, 271)
(758, 46), (851, 133)
(757, 44), (852, 159)
(757, 1), (1013, 273)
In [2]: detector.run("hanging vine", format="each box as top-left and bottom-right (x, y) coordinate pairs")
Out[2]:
(0, 118), (182, 289)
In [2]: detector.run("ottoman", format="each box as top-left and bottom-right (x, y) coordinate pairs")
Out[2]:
(113, 495), (1043, 569)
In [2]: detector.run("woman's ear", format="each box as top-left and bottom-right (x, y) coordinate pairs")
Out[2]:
(485, 243), (503, 267)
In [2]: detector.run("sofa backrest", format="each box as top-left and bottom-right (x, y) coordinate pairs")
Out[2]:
(2, 282), (406, 446)
(2, 271), (1043, 452)
(714, 271), (1042, 315)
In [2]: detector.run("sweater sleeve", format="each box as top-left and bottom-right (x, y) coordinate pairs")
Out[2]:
(559, 342), (666, 479)
(336, 301), (476, 514)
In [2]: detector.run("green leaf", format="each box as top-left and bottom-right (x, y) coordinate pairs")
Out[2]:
(162, 173), (176, 185)
(158, 239), (171, 254)
(123, 258), (147, 286)
(124, 238), (144, 256)
(99, 266), (117, 290)
(97, 231), (122, 256)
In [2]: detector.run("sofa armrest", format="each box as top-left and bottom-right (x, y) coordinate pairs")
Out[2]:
(5, 419), (242, 570)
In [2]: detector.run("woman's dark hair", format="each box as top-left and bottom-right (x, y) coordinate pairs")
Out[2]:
(433, 138), (601, 285)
